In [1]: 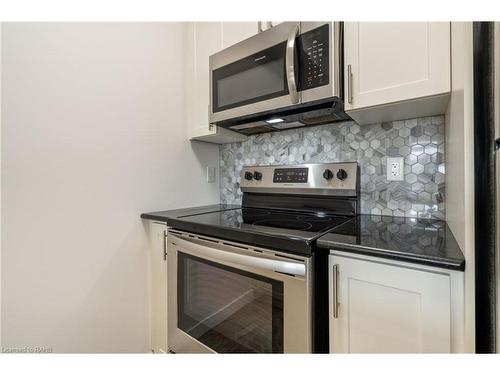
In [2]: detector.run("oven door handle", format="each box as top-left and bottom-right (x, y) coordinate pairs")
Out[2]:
(172, 234), (306, 277)
(286, 25), (300, 104)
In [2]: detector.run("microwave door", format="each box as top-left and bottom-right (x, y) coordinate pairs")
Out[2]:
(210, 22), (301, 124)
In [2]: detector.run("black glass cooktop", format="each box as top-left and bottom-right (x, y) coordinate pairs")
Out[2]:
(168, 208), (351, 256)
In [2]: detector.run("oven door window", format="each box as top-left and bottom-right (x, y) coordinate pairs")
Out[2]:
(177, 252), (284, 353)
(212, 42), (289, 113)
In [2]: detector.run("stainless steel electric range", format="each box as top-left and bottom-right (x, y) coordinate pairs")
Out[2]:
(167, 162), (359, 354)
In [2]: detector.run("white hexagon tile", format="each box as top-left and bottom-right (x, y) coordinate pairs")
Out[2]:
(219, 116), (445, 219)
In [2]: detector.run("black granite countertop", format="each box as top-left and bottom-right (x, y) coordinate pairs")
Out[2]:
(140, 204), (240, 223)
(317, 215), (465, 271)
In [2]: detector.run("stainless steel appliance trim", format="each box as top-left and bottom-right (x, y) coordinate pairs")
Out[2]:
(210, 95), (299, 124)
(240, 162), (358, 196)
(241, 186), (356, 196)
(172, 234), (306, 277)
(286, 25), (300, 104)
(347, 64), (353, 104)
(171, 229), (308, 261)
(332, 264), (339, 318)
(334, 22), (343, 98)
(167, 230), (312, 353)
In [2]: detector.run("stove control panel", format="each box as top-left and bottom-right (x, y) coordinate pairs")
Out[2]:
(240, 162), (358, 197)
(273, 168), (309, 183)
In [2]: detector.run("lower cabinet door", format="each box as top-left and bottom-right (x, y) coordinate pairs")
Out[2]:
(329, 254), (451, 353)
(149, 221), (168, 353)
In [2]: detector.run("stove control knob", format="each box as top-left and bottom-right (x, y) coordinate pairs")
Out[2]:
(244, 171), (253, 181)
(323, 169), (334, 180)
(336, 169), (348, 181)
(253, 171), (263, 181)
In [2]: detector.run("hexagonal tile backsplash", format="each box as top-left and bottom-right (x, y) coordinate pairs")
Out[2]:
(219, 116), (445, 219)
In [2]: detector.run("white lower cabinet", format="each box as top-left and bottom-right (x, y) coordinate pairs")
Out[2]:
(147, 221), (168, 353)
(329, 252), (464, 353)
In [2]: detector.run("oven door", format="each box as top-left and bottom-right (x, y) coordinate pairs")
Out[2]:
(209, 22), (301, 124)
(167, 231), (312, 353)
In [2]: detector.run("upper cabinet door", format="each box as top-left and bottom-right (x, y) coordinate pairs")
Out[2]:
(185, 22), (248, 143)
(222, 22), (259, 48)
(344, 22), (451, 111)
(192, 22), (223, 137)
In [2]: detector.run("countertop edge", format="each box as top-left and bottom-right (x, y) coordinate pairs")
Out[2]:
(140, 204), (241, 223)
(317, 240), (465, 271)
(140, 213), (168, 221)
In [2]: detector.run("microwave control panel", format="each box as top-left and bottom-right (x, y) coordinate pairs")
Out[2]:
(298, 24), (330, 91)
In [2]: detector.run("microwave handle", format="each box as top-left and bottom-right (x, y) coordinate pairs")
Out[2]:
(286, 25), (300, 104)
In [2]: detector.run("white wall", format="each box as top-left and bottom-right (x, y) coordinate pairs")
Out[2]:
(1, 23), (220, 352)
(445, 22), (475, 352)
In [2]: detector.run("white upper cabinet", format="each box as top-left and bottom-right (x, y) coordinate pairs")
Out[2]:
(222, 22), (259, 48)
(329, 253), (464, 353)
(259, 21), (282, 32)
(344, 22), (451, 125)
(185, 22), (247, 144)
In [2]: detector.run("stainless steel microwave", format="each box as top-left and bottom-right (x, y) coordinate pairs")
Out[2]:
(209, 22), (348, 135)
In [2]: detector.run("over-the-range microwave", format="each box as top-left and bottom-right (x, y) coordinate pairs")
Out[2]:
(209, 22), (349, 135)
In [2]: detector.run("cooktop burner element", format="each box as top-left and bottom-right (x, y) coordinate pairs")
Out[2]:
(252, 219), (314, 231)
(296, 214), (337, 222)
(242, 209), (349, 233)
(239, 208), (271, 217)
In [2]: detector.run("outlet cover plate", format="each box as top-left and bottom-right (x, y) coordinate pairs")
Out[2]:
(387, 157), (404, 181)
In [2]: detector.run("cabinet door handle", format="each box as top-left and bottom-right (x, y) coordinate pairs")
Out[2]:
(332, 264), (339, 318)
(163, 230), (167, 261)
(347, 64), (353, 104)
(208, 104), (214, 132)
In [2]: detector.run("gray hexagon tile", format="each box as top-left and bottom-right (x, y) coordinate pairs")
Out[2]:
(220, 115), (445, 219)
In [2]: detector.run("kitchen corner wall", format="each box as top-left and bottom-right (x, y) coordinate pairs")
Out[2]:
(220, 115), (445, 219)
(1, 23), (220, 353)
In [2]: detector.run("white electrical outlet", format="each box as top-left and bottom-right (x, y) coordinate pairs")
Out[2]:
(387, 157), (404, 181)
(206, 166), (216, 183)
